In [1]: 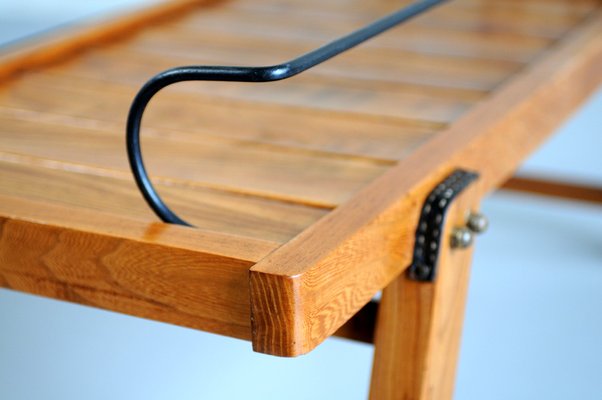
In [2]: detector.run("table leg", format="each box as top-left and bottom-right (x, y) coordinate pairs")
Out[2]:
(369, 186), (480, 400)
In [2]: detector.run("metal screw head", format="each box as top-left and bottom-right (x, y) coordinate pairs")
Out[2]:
(410, 263), (431, 281)
(467, 212), (489, 234)
(451, 227), (474, 249)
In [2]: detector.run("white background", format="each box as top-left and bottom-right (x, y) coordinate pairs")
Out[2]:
(0, 2), (601, 399)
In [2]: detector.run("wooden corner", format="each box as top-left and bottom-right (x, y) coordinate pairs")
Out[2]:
(248, 12), (602, 357)
(0, 195), (279, 341)
(250, 271), (305, 356)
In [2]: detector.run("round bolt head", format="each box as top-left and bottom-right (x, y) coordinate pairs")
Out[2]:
(410, 263), (431, 280)
(451, 227), (474, 249)
(467, 212), (489, 234)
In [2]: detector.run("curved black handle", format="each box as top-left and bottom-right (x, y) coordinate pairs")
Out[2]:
(126, 0), (448, 226)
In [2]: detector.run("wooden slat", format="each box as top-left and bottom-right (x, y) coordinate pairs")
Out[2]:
(241, 0), (597, 13)
(0, 194), (279, 340)
(0, 76), (440, 161)
(151, 12), (551, 63)
(228, 0), (594, 40)
(417, 3), (592, 39)
(128, 29), (512, 93)
(0, 192), (369, 344)
(0, 157), (327, 243)
(34, 67), (471, 124)
(456, 0), (596, 15)
(0, 107), (433, 164)
(249, 11), (602, 356)
(0, 114), (390, 207)
(64, 37), (496, 97)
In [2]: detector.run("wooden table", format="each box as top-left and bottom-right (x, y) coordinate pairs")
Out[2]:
(1, 0), (600, 398)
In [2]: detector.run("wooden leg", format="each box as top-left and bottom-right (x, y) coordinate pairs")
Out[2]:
(501, 175), (602, 204)
(369, 186), (479, 400)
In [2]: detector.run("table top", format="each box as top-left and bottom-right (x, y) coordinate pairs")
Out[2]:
(0, 0), (600, 356)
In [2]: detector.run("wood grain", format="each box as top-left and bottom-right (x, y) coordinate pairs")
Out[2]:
(250, 11), (602, 356)
(12, 65), (473, 126)
(228, 0), (594, 41)
(31, 42), (487, 108)
(0, 157), (328, 243)
(174, 10), (551, 63)
(58, 45), (493, 97)
(0, 0), (599, 359)
(501, 175), (602, 204)
(0, 78), (439, 161)
(369, 182), (479, 400)
(0, 112), (389, 208)
(0, 195), (279, 340)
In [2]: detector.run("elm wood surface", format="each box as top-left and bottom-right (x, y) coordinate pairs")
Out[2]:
(333, 300), (378, 345)
(0, 0), (600, 359)
(502, 176), (602, 205)
(0, 108), (389, 208)
(0, 194), (278, 339)
(250, 10), (602, 356)
(0, 157), (328, 243)
(0, 75), (439, 161)
(369, 180), (479, 399)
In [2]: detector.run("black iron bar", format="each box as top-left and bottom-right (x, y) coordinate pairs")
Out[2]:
(126, 0), (448, 226)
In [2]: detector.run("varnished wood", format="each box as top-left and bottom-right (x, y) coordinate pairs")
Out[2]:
(0, 191), (368, 344)
(250, 11), (602, 356)
(369, 183), (479, 400)
(0, 77), (439, 161)
(0, 0), (599, 362)
(333, 300), (378, 344)
(231, 0), (592, 40)
(134, 25), (515, 92)
(0, 157), (327, 243)
(36, 61), (478, 124)
(176, 13), (552, 63)
(502, 175), (602, 204)
(0, 195), (278, 340)
(0, 111), (388, 208)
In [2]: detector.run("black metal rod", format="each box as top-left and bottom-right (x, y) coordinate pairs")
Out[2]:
(126, 0), (448, 226)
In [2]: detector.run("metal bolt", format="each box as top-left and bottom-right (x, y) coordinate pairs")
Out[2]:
(467, 212), (489, 234)
(411, 263), (431, 281)
(451, 227), (474, 249)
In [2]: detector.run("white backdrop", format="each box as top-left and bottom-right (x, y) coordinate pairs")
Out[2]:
(1, 2), (601, 399)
